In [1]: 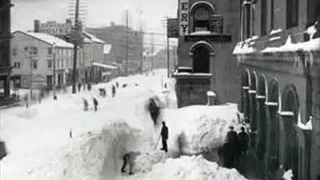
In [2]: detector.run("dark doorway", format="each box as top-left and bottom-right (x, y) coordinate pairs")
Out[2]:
(46, 75), (53, 90)
(193, 47), (210, 73)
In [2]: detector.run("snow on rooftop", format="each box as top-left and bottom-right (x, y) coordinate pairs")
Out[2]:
(307, 22), (318, 38)
(92, 62), (118, 69)
(233, 42), (257, 54)
(16, 31), (74, 48)
(279, 111), (294, 116)
(142, 155), (247, 180)
(83, 32), (105, 44)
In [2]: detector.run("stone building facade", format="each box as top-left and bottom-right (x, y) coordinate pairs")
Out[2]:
(173, 0), (241, 107)
(234, 0), (320, 180)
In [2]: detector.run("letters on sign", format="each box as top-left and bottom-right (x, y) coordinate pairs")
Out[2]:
(179, 0), (189, 36)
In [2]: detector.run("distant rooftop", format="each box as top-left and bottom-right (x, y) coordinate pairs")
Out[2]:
(83, 32), (105, 44)
(13, 31), (74, 48)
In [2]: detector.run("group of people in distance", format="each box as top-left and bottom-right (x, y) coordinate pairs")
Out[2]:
(218, 126), (249, 169)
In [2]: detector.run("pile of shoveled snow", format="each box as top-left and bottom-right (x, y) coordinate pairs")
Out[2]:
(142, 155), (247, 180)
(162, 104), (241, 156)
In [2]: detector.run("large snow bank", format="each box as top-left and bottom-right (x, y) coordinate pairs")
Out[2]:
(162, 104), (241, 156)
(142, 155), (247, 180)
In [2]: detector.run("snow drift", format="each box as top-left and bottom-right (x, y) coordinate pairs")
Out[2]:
(142, 155), (247, 180)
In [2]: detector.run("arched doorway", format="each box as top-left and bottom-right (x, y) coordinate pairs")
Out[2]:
(281, 85), (299, 179)
(256, 75), (267, 161)
(266, 79), (280, 173)
(193, 47), (210, 73)
(189, 41), (214, 73)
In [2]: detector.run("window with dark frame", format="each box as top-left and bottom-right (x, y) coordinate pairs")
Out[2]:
(261, 0), (267, 36)
(33, 60), (38, 69)
(48, 59), (53, 68)
(193, 6), (212, 32)
(271, 0), (274, 30)
(287, 0), (299, 29)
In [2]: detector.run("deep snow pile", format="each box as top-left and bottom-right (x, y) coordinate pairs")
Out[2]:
(142, 155), (247, 180)
(162, 104), (241, 156)
(1, 69), (246, 180)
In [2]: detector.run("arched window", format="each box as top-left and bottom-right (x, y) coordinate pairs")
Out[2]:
(190, 2), (215, 32)
(287, 0), (299, 29)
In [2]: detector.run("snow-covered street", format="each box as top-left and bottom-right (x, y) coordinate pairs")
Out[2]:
(0, 70), (247, 180)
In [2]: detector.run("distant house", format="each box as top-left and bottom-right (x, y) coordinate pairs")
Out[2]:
(11, 31), (74, 89)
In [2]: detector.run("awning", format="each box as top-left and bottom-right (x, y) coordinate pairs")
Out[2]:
(92, 62), (118, 70)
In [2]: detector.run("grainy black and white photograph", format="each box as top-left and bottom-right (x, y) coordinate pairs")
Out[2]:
(0, 0), (319, 180)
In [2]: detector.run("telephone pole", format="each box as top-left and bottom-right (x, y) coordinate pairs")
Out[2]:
(52, 43), (57, 99)
(125, 10), (129, 76)
(166, 17), (170, 78)
(151, 33), (154, 72)
(71, 0), (80, 94)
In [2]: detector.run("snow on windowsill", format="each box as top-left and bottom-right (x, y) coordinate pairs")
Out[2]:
(269, 36), (281, 41)
(270, 28), (283, 35)
(297, 112), (313, 130)
(248, 90), (256, 94)
(261, 35), (320, 53)
(207, 91), (216, 97)
(282, 169), (293, 180)
(190, 31), (211, 35)
(265, 102), (278, 106)
(242, 86), (249, 90)
(279, 111), (294, 116)
(173, 72), (213, 76)
(256, 95), (266, 99)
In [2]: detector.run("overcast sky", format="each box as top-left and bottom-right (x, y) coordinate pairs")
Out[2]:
(11, 0), (178, 49)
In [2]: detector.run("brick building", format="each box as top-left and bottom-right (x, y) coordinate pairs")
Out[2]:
(0, 0), (13, 98)
(172, 0), (241, 107)
(234, 0), (320, 179)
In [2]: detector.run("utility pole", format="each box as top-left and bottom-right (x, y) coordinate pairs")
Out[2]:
(140, 10), (144, 74)
(29, 50), (33, 99)
(52, 43), (57, 99)
(166, 17), (170, 78)
(125, 10), (129, 76)
(151, 33), (154, 72)
(72, 0), (80, 94)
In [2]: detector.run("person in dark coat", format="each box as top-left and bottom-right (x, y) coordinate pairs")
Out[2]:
(112, 85), (116, 98)
(160, 121), (169, 153)
(221, 142), (234, 168)
(78, 83), (81, 92)
(148, 98), (160, 125)
(0, 141), (7, 161)
(93, 98), (98, 111)
(121, 151), (141, 175)
(87, 83), (92, 91)
(83, 98), (89, 111)
(116, 82), (119, 88)
(226, 126), (239, 168)
(238, 126), (249, 156)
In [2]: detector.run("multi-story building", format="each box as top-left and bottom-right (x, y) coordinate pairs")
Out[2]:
(86, 22), (144, 75)
(11, 31), (74, 90)
(0, 0), (13, 98)
(172, 0), (241, 107)
(234, 0), (320, 180)
(77, 32), (105, 83)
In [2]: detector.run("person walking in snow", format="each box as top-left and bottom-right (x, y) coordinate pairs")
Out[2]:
(116, 82), (119, 88)
(238, 127), (249, 156)
(112, 85), (116, 98)
(148, 98), (160, 125)
(226, 126), (239, 167)
(160, 121), (169, 153)
(93, 98), (98, 111)
(121, 151), (141, 175)
(78, 83), (82, 92)
(83, 98), (89, 111)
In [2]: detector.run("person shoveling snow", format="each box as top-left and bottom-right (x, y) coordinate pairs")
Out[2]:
(121, 151), (141, 175)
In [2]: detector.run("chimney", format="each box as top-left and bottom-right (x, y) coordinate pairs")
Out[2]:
(110, 21), (115, 26)
(34, 19), (40, 32)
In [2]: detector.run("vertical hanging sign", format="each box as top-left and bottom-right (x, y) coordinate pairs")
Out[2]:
(179, 0), (189, 36)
